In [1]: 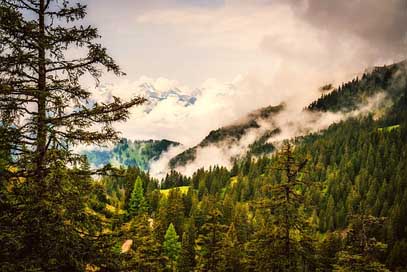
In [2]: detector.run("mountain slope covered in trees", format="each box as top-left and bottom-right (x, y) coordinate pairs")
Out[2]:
(169, 61), (407, 171)
(84, 138), (179, 171)
(169, 104), (284, 168)
(308, 60), (406, 113)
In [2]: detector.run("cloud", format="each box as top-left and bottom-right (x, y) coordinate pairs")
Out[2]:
(127, 0), (404, 110)
(268, 92), (389, 144)
(149, 144), (187, 179)
(153, 92), (390, 177)
(287, 0), (407, 54)
(92, 74), (290, 147)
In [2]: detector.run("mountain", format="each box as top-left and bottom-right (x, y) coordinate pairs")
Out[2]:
(308, 60), (407, 113)
(97, 82), (198, 114)
(169, 104), (284, 168)
(87, 61), (407, 172)
(84, 138), (179, 171)
(138, 83), (198, 113)
(169, 60), (407, 170)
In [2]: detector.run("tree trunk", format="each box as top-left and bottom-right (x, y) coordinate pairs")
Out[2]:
(285, 186), (290, 271)
(35, 0), (47, 184)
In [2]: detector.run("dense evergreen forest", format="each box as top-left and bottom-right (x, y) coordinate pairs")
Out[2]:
(1, 0), (407, 271)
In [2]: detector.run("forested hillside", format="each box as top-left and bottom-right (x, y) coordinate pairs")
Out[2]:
(84, 138), (179, 171)
(92, 62), (407, 271)
(308, 61), (407, 112)
(169, 104), (284, 168)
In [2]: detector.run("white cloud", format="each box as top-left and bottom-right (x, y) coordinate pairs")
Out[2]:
(93, 73), (294, 147)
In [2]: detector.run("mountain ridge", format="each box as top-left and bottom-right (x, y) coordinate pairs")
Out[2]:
(169, 104), (285, 168)
(169, 60), (407, 170)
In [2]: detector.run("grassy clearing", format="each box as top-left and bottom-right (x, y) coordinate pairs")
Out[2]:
(378, 124), (400, 132)
(160, 186), (190, 197)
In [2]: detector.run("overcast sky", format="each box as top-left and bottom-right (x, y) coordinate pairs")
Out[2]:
(82, 0), (406, 145)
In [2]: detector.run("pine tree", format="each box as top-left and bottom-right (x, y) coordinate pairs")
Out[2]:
(334, 215), (389, 271)
(0, 0), (144, 270)
(177, 220), (197, 272)
(317, 232), (344, 271)
(0, 0), (144, 183)
(325, 195), (336, 231)
(254, 142), (317, 271)
(128, 176), (148, 216)
(163, 223), (181, 271)
(195, 208), (228, 272)
(221, 223), (243, 271)
(122, 214), (165, 271)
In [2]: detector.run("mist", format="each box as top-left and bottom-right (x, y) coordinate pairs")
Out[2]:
(149, 92), (390, 178)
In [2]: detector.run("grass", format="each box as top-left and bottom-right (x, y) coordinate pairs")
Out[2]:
(105, 204), (125, 215)
(160, 186), (190, 197)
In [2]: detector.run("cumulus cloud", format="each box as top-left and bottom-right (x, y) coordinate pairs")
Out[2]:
(118, 0), (404, 122)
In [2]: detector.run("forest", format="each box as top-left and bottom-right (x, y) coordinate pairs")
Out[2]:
(1, 0), (407, 271)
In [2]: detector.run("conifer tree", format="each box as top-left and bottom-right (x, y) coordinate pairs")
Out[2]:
(334, 214), (389, 271)
(254, 142), (316, 271)
(163, 223), (181, 271)
(0, 0), (144, 270)
(0, 0), (144, 183)
(122, 214), (165, 271)
(195, 207), (228, 272)
(128, 176), (148, 216)
(177, 220), (197, 272)
(221, 223), (243, 271)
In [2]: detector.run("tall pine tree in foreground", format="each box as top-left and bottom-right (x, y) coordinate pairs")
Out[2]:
(251, 142), (316, 271)
(121, 214), (165, 271)
(0, 0), (144, 270)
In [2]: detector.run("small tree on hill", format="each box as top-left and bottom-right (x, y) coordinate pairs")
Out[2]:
(163, 223), (181, 271)
(128, 176), (148, 216)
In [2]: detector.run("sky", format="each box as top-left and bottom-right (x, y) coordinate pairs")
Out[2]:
(82, 0), (407, 146)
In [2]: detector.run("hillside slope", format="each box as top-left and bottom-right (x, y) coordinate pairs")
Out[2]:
(169, 104), (284, 168)
(84, 138), (179, 171)
(169, 61), (407, 170)
(308, 60), (407, 112)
